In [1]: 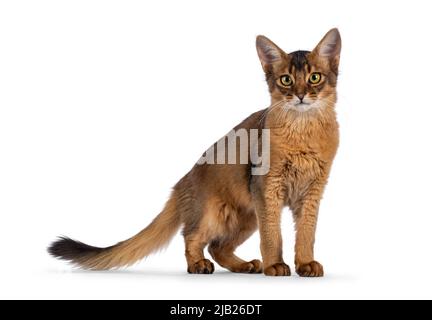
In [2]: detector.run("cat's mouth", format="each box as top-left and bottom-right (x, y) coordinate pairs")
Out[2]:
(290, 101), (318, 112)
(295, 102), (310, 106)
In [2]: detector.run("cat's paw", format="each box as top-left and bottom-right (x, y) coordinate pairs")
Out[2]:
(296, 261), (324, 277)
(232, 259), (263, 273)
(187, 259), (215, 274)
(247, 259), (263, 273)
(264, 262), (291, 276)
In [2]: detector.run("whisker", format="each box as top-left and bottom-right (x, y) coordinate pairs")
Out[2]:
(257, 94), (338, 129)
(258, 99), (287, 125)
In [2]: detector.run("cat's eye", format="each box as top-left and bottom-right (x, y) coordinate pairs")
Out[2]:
(309, 73), (322, 84)
(280, 75), (293, 87)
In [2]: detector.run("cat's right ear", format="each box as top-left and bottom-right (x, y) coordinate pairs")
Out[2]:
(312, 28), (341, 73)
(256, 35), (285, 71)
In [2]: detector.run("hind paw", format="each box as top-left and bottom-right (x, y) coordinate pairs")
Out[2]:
(231, 259), (263, 273)
(187, 259), (215, 274)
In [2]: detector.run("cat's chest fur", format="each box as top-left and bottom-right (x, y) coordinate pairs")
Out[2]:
(268, 118), (339, 203)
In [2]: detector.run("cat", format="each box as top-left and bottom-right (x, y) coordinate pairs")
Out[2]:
(49, 28), (341, 277)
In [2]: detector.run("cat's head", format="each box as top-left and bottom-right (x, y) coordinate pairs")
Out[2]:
(256, 28), (341, 112)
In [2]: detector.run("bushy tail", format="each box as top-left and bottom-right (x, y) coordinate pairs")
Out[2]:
(48, 196), (180, 270)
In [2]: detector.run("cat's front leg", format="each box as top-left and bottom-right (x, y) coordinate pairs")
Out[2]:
(294, 179), (327, 277)
(253, 177), (291, 276)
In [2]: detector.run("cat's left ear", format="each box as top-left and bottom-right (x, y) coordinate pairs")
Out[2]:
(313, 28), (341, 71)
(256, 35), (285, 72)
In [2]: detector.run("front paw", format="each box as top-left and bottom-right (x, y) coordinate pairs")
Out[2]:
(296, 261), (324, 277)
(264, 262), (291, 276)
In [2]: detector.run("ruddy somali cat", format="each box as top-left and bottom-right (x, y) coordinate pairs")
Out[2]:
(49, 28), (341, 277)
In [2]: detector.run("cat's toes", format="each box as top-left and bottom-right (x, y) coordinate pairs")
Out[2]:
(187, 259), (215, 274)
(264, 262), (291, 276)
(233, 259), (263, 273)
(296, 261), (324, 277)
(248, 259), (263, 273)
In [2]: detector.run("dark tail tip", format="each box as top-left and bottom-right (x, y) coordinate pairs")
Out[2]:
(48, 236), (105, 262)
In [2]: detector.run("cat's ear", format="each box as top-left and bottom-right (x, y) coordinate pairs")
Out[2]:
(313, 28), (341, 69)
(256, 35), (285, 71)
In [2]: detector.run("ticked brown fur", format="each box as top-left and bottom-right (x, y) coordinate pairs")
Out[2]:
(49, 29), (341, 277)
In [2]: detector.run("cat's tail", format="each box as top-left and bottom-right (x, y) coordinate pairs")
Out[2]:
(48, 195), (181, 270)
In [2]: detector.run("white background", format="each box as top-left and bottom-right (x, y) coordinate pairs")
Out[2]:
(1, 0), (431, 300)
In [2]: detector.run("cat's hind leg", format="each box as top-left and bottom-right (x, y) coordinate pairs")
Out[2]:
(208, 210), (262, 274)
(184, 235), (215, 274)
(183, 198), (260, 274)
(208, 241), (262, 273)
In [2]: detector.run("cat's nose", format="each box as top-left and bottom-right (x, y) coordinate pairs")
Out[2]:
(296, 94), (305, 102)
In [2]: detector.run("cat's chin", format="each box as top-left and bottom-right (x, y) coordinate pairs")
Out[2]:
(287, 102), (320, 113)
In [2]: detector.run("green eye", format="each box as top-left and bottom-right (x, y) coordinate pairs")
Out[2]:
(309, 73), (321, 84)
(280, 75), (293, 86)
